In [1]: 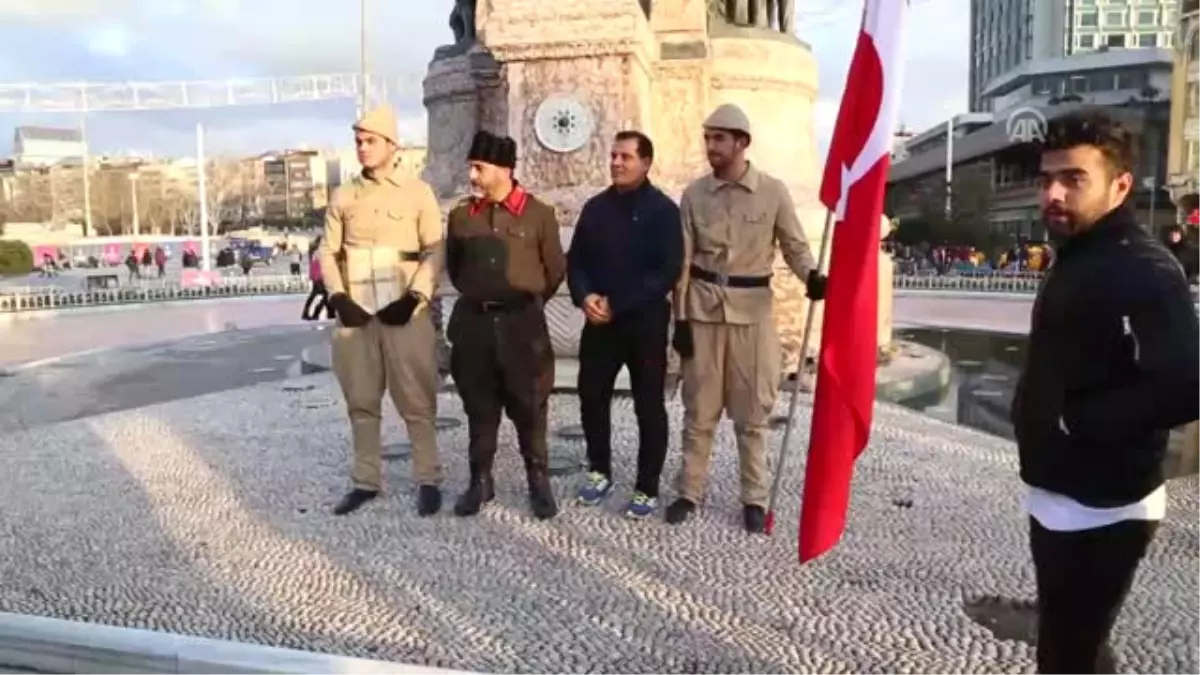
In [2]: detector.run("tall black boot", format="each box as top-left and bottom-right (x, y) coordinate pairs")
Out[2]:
(517, 416), (557, 520)
(454, 462), (495, 517)
(527, 467), (558, 520)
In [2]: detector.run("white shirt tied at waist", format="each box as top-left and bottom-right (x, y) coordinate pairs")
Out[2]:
(343, 246), (405, 314)
(1025, 485), (1166, 532)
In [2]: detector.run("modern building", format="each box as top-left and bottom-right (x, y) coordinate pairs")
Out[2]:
(11, 126), (86, 167)
(970, 0), (1180, 113)
(1167, 0), (1199, 219)
(260, 150), (332, 223)
(893, 44), (1176, 246)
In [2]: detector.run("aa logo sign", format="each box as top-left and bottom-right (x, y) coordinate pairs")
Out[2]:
(1006, 107), (1047, 143)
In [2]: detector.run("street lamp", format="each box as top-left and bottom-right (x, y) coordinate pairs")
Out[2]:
(128, 172), (139, 237)
(944, 113), (958, 221)
(358, 0), (369, 117)
(1144, 174), (1159, 232)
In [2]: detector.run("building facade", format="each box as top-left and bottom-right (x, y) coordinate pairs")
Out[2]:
(1167, 0), (1199, 218)
(11, 126), (86, 167)
(971, 0), (1180, 112)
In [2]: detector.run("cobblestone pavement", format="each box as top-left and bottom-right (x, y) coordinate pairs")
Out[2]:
(0, 376), (1194, 673)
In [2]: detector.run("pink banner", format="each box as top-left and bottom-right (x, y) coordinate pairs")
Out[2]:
(33, 245), (58, 261)
(181, 269), (222, 288)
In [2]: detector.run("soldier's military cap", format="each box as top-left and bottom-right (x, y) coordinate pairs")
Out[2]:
(703, 103), (752, 138)
(353, 105), (400, 146)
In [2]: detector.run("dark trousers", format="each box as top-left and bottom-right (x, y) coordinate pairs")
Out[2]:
(1030, 516), (1158, 674)
(449, 300), (555, 479)
(578, 300), (669, 497)
(303, 281), (333, 320)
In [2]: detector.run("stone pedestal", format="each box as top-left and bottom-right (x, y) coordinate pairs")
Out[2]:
(423, 0), (895, 373)
(424, 0), (656, 200)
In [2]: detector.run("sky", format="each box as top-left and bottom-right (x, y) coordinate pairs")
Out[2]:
(0, 0), (969, 162)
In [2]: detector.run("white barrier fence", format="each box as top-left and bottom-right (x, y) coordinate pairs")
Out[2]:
(892, 274), (1042, 294)
(0, 273), (1047, 314)
(0, 274), (310, 313)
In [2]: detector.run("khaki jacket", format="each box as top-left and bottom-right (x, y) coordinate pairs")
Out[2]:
(318, 171), (445, 313)
(673, 163), (815, 324)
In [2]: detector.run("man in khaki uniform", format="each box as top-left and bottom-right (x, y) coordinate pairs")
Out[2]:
(667, 103), (827, 533)
(318, 105), (446, 517)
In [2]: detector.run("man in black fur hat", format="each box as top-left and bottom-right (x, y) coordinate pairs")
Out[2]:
(444, 130), (567, 520)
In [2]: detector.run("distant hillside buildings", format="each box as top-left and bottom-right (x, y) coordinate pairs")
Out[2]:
(0, 128), (428, 238)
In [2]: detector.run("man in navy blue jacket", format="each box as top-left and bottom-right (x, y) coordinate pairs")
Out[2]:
(567, 130), (683, 519)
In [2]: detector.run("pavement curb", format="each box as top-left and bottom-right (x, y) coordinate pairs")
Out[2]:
(0, 612), (466, 674)
(2, 323), (330, 374)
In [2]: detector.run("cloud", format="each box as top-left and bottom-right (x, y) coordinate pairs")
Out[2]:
(83, 24), (134, 57)
(0, 0), (967, 163)
(0, 0), (138, 23)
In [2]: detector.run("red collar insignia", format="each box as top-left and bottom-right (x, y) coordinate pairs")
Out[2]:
(468, 183), (529, 217)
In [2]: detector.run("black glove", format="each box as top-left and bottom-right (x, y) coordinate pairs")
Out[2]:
(377, 292), (421, 326)
(329, 293), (372, 328)
(672, 320), (694, 360)
(805, 270), (828, 301)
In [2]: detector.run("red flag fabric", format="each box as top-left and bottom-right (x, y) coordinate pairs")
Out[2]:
(800, 0), (911, 564)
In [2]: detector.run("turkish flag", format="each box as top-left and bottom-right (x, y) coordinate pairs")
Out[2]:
(800, 0), (911, 563)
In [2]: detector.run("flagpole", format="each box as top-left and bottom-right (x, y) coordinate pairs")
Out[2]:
(764, 209), (835, 536)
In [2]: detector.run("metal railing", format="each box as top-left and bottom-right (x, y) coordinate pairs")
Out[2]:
(0, 272), (1050, 315)
(0, 274), (309, 313)
(893, 274), (1043, 294)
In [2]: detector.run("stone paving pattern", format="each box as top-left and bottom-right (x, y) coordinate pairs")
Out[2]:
(0, 375), (1195, 674)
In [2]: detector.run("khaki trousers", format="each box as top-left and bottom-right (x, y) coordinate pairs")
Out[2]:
(331, 311), (442, 491)
(677, 319), (781, 507)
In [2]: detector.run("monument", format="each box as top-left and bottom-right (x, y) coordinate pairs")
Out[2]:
(422, 0), (895, 377)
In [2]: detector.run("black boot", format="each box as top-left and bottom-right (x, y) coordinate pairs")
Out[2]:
(528, 470), (558, 520)
(743, 505), (766, 534)
(454, 466), (495, 517)
(333, 488), (378, 516)
(665, 498), (696, 525)
(417, 485), (442, 517)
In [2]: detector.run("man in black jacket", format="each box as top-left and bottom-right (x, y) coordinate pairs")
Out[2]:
(1012, 110), (1200, 674)
(567, 130), (683, 519)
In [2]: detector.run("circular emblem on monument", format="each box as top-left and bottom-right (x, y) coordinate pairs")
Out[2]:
(533, 95), (594, 153)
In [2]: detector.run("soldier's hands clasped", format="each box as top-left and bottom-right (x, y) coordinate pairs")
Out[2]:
(805, 271), (828, 301)
(377, 293), (421, 326)
(672, 320), (695, 360)
(329, 293), (373, 328)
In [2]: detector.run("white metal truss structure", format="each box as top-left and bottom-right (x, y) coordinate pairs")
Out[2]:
(0, 73), (425, 113)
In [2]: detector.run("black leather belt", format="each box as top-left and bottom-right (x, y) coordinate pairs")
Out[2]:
(335, 250), (422, 262)
(461, 294), (534, 313)
(689, 264), (772, 288)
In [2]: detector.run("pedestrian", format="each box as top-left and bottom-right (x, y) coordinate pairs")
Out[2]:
(1012, 110), (1200, 674)
(125, 251), (140, 282)
(317, 105), (447, 517)
(667, 103), (827, 533)
(154, 246), (167, 278)
(445, 130), (566, 520)
(289, 246), (303, 276)
(567, 130), (682, 519)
